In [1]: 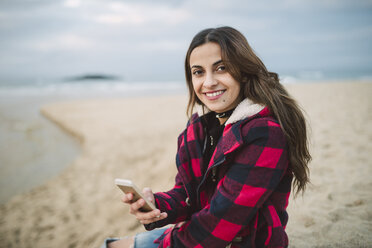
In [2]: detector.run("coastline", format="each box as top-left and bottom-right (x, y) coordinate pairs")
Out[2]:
(0, 81), (371, 247)
(0, 95), (81, 204)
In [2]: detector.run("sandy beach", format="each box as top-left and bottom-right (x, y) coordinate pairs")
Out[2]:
(0, 81), (371, 247)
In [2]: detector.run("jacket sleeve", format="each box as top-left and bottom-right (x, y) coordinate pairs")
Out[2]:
(161, 119), (290, 247)
(144, 132), (192, 230)
(144, 174), (191, 230)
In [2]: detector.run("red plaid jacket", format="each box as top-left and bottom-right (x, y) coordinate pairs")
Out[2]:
(146, 99), (292, 247)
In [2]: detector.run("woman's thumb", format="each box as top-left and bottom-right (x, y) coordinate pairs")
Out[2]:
(142, 187), (154, 203)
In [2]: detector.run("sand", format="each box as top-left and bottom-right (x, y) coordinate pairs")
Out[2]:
(0, 81), (371, 248)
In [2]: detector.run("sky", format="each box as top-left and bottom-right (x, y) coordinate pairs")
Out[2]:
(0, 0), (372, 82)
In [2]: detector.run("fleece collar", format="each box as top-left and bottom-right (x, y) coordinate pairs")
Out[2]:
(195, 98), (265, 125)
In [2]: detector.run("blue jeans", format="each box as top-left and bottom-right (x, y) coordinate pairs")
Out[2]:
(101, 228), (167, 248)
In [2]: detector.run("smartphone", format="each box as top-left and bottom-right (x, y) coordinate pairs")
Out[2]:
(115, 178), (156, 212)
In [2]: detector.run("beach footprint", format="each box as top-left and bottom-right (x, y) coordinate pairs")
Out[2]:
(303, 216), (315, 228)
(345, 199), (365, 208)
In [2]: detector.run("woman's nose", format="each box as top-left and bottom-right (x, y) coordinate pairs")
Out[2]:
(203, 72), (217, 88)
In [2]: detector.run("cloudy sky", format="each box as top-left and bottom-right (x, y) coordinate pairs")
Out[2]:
(0, 0), (371, 82)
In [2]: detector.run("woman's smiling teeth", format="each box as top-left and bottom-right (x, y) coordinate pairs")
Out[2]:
(205, 90), (225, 97)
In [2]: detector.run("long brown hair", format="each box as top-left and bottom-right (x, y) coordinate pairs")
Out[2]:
(184, 26), (311, 195)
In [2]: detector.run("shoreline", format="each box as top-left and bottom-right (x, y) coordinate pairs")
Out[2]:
(0, 95), (81, 204)
(0, 81), (371, 247)
(40, 108), (85, 144)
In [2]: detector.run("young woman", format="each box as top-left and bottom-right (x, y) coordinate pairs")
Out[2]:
(104, 26), (311, 248)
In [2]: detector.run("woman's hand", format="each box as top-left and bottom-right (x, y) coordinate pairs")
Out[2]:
(122, 187), (168, 225)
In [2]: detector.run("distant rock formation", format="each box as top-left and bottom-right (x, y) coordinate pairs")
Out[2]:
(65, 74), (122, 81)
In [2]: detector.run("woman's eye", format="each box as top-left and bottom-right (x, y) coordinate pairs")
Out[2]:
(192, 70), (203, 75)
(217, 65), (225, 71)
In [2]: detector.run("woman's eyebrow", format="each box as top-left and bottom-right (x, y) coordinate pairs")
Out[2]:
(191, 65), (202, 69)
(213, 59), (223, 66)
(191, 60), (223, 69)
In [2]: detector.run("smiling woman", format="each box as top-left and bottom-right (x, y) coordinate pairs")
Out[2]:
(103, 26), (311, 248)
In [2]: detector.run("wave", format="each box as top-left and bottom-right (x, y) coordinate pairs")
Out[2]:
(0, 80), (187, 97)
(280, 70), (372, 84)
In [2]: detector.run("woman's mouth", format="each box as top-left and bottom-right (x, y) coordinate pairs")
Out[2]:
(204, 90), (225, 100)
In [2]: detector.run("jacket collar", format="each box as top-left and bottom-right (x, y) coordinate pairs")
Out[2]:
(195, 98), (265, 125)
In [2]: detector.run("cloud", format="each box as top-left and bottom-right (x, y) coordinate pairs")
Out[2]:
(63, 0), (81, 8)
(91, 1), (191, 26)
(26, 34), (96, 52)
(137, 40), (188, 51)
(95, 13), (145, 25)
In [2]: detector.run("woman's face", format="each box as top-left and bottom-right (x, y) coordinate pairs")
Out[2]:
(189, 42), (241, 113)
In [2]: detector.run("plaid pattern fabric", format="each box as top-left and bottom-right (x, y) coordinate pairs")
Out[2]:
(146, 107), (292, 248)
